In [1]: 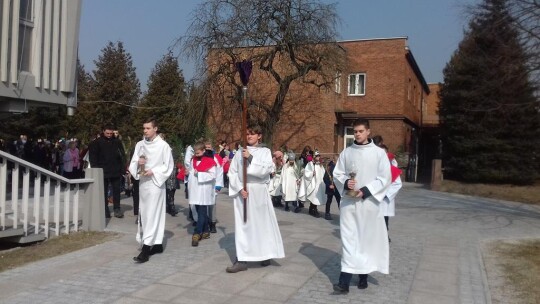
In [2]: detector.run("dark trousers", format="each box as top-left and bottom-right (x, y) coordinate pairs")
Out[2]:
(325, 191), (341, 214)
(339, 272), (367, 285)
(223, 173), (229, 188)
(104, 177), (122, 217)
(131, 177), (139, 215)
(166, 188), (176, 213)
(195, 205), (210, 235)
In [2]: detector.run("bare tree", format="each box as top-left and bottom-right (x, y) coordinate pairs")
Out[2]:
(508, 0), (540, 88)
(468, 0), (540, 89)
(178, 0), (345, 145)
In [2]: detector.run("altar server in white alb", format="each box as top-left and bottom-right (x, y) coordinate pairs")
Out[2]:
(129, 118), (174, 263)
(226, 125), (285, 273)
(378, 144), (403, 243)
(303, 150), (326, 218)
(332, 118), (391, 293)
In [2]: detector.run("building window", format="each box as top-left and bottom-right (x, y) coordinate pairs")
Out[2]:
(348, 73), (365, 96)
(335, 71), (341, 94)
(344, 126), (354, 148)
(18, 0), (33, 72)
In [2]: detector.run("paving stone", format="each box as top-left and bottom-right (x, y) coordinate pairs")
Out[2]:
(2, 185), (540, 303)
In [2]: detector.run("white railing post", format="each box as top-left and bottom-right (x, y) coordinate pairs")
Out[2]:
(43, 176), (50, 238)
(54, 182), (61, 236)
(0, 160), (6, 229)
(12, 164), (19, 229)
(73, 184), (79, 232)
(63, 185), (70, 234)
(81, 168), (105, 231)
(34, 173), (42, 235)
(22, 169), (30, 236)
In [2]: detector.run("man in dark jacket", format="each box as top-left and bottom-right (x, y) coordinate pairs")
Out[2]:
(89, 124), (126, 218)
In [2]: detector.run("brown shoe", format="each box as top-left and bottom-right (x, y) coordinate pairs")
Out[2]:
(226, 261), (247, 273)
(192, 234), (201, 247)
(202, 232), (210, 239)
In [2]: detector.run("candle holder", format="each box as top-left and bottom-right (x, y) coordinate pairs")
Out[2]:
(138, 155), (146, 175)
(347, 171), (360, 197)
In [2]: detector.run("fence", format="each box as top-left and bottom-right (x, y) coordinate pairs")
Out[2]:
(0, 150), (105, 243)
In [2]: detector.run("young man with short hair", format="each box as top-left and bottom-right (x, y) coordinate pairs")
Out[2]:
(332, 118), (392, 292)
(129, 118), (174, 263)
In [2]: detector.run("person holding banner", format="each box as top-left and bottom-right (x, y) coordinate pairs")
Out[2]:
(226, 124), (285, 273)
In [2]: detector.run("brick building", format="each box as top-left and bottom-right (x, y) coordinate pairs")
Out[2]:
(207, 37), (436, 181)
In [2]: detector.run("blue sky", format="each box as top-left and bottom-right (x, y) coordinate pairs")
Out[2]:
(79, 0), (478, 92)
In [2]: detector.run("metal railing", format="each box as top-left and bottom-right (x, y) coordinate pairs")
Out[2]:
(0, 150), (105, 241)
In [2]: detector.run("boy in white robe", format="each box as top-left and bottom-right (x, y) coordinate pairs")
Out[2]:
(280, 153), (300, 212)
(379, 145), (403, 242)
(189, 141), (217, 246)
(303, 150), (326, 218)
(332, 118), (391, 293)
(269, 151), (284, 207)
(129, 118), (174, 263)
(226, 125), (285, 273)
(204, 141), (223, 234)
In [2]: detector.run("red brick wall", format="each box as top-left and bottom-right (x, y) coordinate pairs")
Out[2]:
(206, 38), (428, 157)
(423, 83), (441, 126)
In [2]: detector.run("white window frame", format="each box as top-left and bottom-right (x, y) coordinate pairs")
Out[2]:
(344, 126), (355, 149)
(18, 0), (34, 72)
(347, 73), (366, 96)
(334, 71), (341, 94)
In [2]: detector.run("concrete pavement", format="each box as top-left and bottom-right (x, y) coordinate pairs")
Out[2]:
(1, 183), (540, 304)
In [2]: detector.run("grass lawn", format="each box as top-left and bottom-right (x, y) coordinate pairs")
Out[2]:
(440, 179), (540, 303)
(483, 239), (540, 304)
(439, 179), (540, 205)
(0, 231), (119, 273)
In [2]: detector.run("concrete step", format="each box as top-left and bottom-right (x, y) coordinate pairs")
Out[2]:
(0, 228), (25, 239)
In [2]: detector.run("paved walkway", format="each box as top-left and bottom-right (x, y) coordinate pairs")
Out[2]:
(1, 183), (540, 304)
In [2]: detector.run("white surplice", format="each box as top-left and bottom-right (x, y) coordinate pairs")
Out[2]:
(333, 140), (391, 274)
(303, 161), (326, 205)
(268, 163), (282, 197)
(380, 176), (402, 217)
(188, 159), (216, 206)
(129, 135), (174, 246)
(228, 146), (285, 261)
(280, 162), (299, 201)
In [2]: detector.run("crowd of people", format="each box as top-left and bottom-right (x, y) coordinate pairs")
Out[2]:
(2, 117), (404, 294)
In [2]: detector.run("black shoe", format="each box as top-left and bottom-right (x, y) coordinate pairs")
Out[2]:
(114, 210), (124, 218)
(324, 213), (332, 220)
(358, 274), (368, 289)
(133, 245), (151, 263)
(333, 283), (349, 294)
(210, 222), (217, 233)
(260, 259), (271, 267)
(294, 207), (302, 213)
(284, 206), (290, 212)
(150, 244), (163, 255)
(167, 205), (178, 216)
